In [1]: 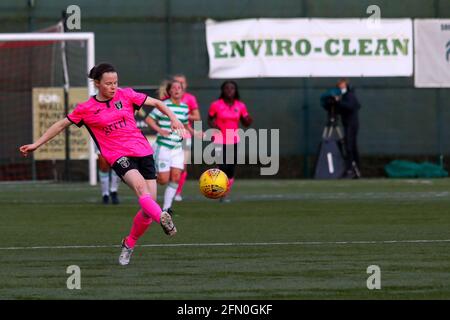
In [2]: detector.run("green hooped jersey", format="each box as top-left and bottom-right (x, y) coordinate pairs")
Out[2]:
(149, 99), (189, 149)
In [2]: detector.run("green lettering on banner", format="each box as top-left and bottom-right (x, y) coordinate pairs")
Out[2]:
(294, 39), (311, 56)
(276, 39), (293, 56)
(342, 39), (357, 56)
(230, 41), (245, 57)
(392, 39), (409, 55)
(264, 39), (274, 56)
(324, 39), (339, 56)
(375, 39), (390, 55)
(358, 39), (372, 55)
(213, 42), (228, 58)
(247, 40), (263, 56)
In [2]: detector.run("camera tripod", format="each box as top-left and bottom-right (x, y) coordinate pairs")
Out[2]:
(322, 108), (347, 159)
(322, 108), (362, 178)
(314, 106), (347, 179)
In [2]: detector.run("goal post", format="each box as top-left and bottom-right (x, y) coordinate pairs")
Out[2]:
(0, 32), (97, 185)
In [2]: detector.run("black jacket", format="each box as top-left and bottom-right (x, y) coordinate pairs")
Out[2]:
(336, 87), (361, 127)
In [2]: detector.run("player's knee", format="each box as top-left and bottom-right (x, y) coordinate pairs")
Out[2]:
(134, 182), (149, 197)
(157, 175), (169, 185)
(98, 158), (110, 172)
(170, 172), (181, 183)
(98, 165), (109, 173)
(171, 176), (180, 184)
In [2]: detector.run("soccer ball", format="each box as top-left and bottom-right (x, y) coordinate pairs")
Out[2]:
(199, 168), (229, 199)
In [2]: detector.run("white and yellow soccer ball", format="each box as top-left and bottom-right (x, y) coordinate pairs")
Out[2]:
(199, 168), (229, 199)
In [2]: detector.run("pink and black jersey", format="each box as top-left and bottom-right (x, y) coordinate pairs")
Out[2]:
(208, 99), (249, 145)
(67, 87), (152, 165)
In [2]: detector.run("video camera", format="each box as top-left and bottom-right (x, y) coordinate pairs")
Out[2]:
(320, 88), (342, 111)
(320, 88), (342, 124)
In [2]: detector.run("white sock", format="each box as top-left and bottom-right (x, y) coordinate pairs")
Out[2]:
(163, 182), (178, 210)
(110, 170), (120, 193)
(99, 171), (110, 196)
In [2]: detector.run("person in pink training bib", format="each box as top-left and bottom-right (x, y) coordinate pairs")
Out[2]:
(208, 80), (253, 201)
(172, 74), (201, 202)
(19, 63), (184, 266)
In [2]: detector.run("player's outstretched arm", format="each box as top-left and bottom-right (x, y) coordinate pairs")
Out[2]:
(143, 96), (184, 133)
(19, 118), (72, 157)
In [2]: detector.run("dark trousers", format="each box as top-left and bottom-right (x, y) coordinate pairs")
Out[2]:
(344, 124), (360, 171)
(214, 143), (238, 179)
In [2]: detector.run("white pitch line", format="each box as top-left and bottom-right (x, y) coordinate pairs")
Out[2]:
(1, 239), (450, 251)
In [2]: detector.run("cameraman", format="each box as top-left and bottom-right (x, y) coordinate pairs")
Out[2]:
(335, 79), (361, 178)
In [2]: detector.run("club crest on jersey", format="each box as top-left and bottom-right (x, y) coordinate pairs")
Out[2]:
(117, 156), (130, 169)
(114, 101), (123, 110)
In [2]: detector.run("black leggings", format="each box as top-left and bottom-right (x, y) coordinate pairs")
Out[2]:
(215, 143), (238, 179)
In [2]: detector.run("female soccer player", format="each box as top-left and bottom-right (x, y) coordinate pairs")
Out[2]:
(172, 74), (201, 202)
(208, 80), (253, 201)
(19, 63), (184, 266)
(145, 80), (191, 212)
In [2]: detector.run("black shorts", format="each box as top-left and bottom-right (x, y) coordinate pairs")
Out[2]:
(111, 155), (157, 180)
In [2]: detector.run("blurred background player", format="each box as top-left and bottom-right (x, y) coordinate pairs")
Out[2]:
(98, 153), (120, 204)
(146, 80), (191, 212)
(172, 74), (201, 202)
(208, 80), (253, 201)
(19, 63), (183, 265)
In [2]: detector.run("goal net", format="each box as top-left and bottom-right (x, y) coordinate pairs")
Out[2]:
(0, 30), (96, 185)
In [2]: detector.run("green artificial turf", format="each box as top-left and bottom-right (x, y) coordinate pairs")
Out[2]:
(0, 179), (449, 299)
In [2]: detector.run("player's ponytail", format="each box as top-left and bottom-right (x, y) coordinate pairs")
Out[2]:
(88, 63), (116, 81)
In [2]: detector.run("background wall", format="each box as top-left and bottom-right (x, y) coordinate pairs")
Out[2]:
(1, 0), (449, 178)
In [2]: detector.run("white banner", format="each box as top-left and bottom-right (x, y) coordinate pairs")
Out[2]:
(414, 19), (450, 88)
(206, 18), (413, 78)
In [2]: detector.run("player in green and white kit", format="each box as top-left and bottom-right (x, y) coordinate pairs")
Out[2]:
(145, 80), (191, 212)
